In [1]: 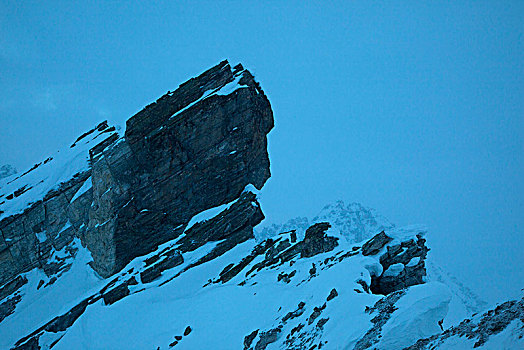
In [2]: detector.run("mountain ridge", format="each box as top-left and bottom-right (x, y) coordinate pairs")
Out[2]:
(0, 61), (521, 350)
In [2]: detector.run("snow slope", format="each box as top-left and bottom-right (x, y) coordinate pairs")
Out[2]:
(1, 200), (521, 349)
(0, 123), (118, 220)
(257, 200), (488, 325)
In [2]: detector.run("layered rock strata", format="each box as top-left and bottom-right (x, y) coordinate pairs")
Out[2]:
(0, 60), (273, 286)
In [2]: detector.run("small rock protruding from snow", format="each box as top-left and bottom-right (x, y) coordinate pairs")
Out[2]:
(361, 231), (392, 256)
(327, 288), (338, 301)
(301, 222), (338, 258)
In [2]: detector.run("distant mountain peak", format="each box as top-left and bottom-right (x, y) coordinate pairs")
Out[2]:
(257, 199), (394, 243)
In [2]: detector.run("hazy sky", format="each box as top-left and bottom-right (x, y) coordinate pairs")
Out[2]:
(1, 1), (522, 304)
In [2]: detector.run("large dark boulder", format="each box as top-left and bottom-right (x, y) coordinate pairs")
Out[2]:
(301, 222), (338, 258)
(0, 60), (274, 283)
(85, 60), (273, 276)
(362, 231), (429, 295)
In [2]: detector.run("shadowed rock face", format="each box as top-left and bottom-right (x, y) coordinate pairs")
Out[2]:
(0, 122), (116, 287)
(405, 296), (524, 349)
(0, 60), (274, 283)
(87, 61), (273, 276)
(361, 231), (429, 295)
(300, 223), (338, 258)
(361, 231), (392, 256)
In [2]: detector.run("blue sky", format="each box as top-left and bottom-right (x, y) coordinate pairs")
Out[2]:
(1, 1), (522, 304)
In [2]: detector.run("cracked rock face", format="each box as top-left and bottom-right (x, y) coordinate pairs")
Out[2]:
(0, 122), (114, 286)
(86, 61), (273, 277)
(300, 223), (339, 258)
(405, 296), (524, 349)
(0, 60), (274, 283)
(359, 231), (429, 295)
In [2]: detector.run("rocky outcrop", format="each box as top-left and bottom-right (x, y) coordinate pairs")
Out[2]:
(300, 223), (338, 258)
(84, 60), (273, 277)
(0, 60), (273, 287)
(214, 222), (339, 284)
(0, 122), (115, 287)
(361, 231), (392, 256)
(405, 296), (524, 349)
(177, 191), (264, 254)
(360, 230), (429, 295)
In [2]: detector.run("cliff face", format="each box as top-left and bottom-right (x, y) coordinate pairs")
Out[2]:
(0, 60), (273, 283)
(0, 122), (117, 286)
(85, 61), (273, 277)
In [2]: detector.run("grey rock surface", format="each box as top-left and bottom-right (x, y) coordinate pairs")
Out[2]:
(361, 231), (392, 256)
(0, 60), (274, 287)
(372, 234), (429, 295)
(358, 230), (429, 295)
(300, 222), (338, 258)
(405, 296), (524, 349)
(0, 122), (114, 287)
(85, 60), (273, 277)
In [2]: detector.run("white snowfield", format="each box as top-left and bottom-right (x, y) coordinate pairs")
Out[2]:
(1, 206), (513, 350)
(377, 283), (452, 349)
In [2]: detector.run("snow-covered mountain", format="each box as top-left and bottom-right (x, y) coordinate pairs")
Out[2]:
(257, 201), (394, 243)
(0, 61), (522, 350)
(258, 200), (489, 328)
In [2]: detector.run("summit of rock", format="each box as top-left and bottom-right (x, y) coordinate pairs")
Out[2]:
(0, 60), (273, 284)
